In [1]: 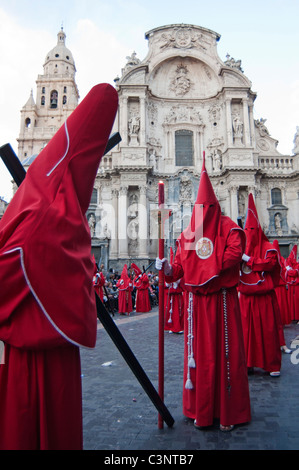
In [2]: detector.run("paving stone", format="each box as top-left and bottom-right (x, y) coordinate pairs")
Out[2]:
(81, 308), (299, 450)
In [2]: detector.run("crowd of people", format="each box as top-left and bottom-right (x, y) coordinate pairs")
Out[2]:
(93, 261), (160, 315)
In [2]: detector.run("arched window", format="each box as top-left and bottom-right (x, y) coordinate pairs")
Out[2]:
(41, 96), (45, 106)
(271, 188), (282, 205)
(25, 118), (31, 128)
(50, 90), (58, 108)
(63, 95), (67, 105)
(90, 188), (97, 205)
(175, 130), (193, 166)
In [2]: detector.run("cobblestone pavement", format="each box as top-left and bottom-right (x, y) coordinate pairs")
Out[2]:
(81, 307), (299, 451)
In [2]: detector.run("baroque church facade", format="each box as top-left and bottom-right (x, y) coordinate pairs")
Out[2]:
(17, 25), (299, 270)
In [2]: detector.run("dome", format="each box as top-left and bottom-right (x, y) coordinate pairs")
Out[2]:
(44, 28), (76, 71)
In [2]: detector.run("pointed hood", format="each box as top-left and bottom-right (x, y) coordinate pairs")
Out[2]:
(240, 193), (280, 290)
(131, 263), (142, 276)
(177, 153), (224, 287)
(0, 83), (118, 349)
(244, 193), (272, 258)
(120, 264), (130, 288)
(286, 245), (298, 268)
(186, 152), (220, 237)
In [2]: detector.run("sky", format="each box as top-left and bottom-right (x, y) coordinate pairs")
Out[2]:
(0, 0), (298, 202)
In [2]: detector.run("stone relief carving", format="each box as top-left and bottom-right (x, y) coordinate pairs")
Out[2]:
(204, 66), (212, 80)
(147, 101), (158, 124)
(257, 139), (270, 152)
(169, 64), (193, 96)
(224, 54), (243, 73)
(165, 105), (203, 124)
(208, 103), (222, 124)
(160, 26), (211, 52)
(179, 175), (193, 202)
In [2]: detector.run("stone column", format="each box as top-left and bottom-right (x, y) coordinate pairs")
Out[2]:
(118, 186), (128, 258)
(242, 99), (251, 146)
(230, 185), (239, 222)
(138, 186), (148, 258)
(225, 99), (233, 146)
(249, 104), (256, 147)
(110, 189), (119, 259)
(140, 97), (146, 146)
(120, 96), (128, 146)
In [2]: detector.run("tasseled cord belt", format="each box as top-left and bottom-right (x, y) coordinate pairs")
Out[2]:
(185, 289), (231, 395)
(185, 292), (196, 389)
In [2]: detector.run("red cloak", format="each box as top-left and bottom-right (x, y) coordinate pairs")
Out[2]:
(239, 194), (282, 372)
(134, 272), (151, 313)
(116, 264), (133, 315)
(0, 83), (118, 449)
(164, 248), (184, 333)
(285, 245), (299, 320)
(165, 156), (250, 428)
(272, 240), (291, 325)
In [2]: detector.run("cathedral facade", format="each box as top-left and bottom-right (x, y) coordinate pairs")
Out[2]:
(17, 25), (299, 270)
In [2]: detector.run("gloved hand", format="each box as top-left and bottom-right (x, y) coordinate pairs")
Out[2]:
(155, 257), (172, 275)
(155, 257), (163, 270)
(242, 254), (251, 262)
(286, 265), (291, 271)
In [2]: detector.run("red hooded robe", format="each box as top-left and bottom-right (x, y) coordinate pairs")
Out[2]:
(272, 240), (291, 325)
(285, 245), (299, 320)
(165, 156), (251, 428)
(116, 264), (133, 315)
(164, 247), (184, 333)
(239, 193), (282, 372)
(0, 83), (118, 449)
(132, 263), (151, 313)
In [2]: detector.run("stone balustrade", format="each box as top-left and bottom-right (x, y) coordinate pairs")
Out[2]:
(259, 156), (294, 173)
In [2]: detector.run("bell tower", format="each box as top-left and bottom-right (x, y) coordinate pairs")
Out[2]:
(17, 28), (79, 163)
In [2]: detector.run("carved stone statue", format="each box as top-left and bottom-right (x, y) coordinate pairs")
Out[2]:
(128, 114), (140, 135)
(255, 118), (270, 137)
(212, 149), (222, 171)
(88, 213), (95, 238)
(233, 114), (243, 137)
(125, 51), (140, 67)
(224, 53), (243, 72)
(293, 126), (299, 154)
